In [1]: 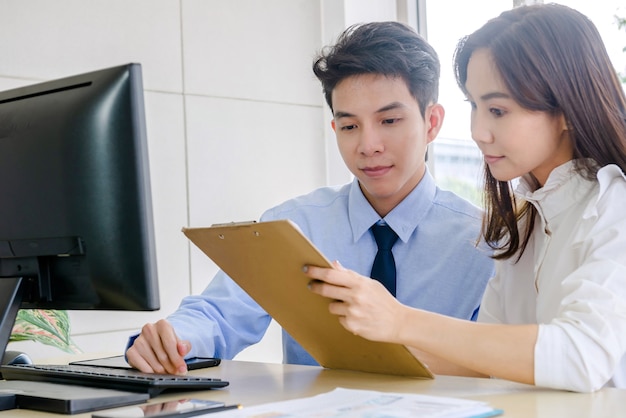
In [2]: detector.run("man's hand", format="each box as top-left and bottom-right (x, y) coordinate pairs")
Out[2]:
(126, 319), (192, 375)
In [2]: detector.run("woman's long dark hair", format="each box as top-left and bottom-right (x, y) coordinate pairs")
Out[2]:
(453, 4), (626, 260)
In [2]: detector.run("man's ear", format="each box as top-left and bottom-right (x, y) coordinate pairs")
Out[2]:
(331, 119), (337, 133)
(425, 103), (445, 144)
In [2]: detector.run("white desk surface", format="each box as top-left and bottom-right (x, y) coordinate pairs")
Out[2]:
(1, 359), (624, 417)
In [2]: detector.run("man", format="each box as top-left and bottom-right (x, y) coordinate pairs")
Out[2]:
(126, 21), (494, 375)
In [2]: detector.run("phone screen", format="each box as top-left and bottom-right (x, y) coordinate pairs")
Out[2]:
(92, 399), (226, 418)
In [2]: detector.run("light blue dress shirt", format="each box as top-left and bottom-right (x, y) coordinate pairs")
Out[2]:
(143, 171), (494, 365)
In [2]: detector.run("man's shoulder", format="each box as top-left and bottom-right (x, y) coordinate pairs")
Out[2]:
(262, 183), (351, 220)
(432, 188), (483, 221)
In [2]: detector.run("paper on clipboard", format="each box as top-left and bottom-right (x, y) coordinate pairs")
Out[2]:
(182, 219), (433, 379)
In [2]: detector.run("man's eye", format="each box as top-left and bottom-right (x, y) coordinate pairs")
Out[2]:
(341, 124), (357, 131)
(382, 118), (399, 125)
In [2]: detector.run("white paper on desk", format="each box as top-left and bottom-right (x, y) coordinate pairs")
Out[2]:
(206, 387), (503, 418)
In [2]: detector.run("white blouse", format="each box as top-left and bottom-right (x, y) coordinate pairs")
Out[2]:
(478, 161), (626, 392)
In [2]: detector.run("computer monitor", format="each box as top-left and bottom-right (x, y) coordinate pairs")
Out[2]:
(0, 63), (160, 361)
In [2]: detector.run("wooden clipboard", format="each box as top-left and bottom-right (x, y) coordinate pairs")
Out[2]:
(182, 219), (433, 379)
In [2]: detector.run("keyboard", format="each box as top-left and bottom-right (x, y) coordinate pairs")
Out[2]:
(0, 364), (229, 397)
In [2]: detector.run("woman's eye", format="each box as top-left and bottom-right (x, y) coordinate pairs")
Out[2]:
(490, 108), (505, 117)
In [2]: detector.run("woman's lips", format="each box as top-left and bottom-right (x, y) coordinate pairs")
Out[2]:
(484, 155), (504, 165)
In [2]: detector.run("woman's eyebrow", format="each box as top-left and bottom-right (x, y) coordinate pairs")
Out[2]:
(479, 91), (511, 101)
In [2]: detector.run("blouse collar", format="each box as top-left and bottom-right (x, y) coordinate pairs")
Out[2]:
(514, 160), (595, 222)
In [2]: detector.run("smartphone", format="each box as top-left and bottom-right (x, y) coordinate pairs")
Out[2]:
(184, 357), (221, 370)
(70, 355), (220, 371)
(92, 398), (235, 418)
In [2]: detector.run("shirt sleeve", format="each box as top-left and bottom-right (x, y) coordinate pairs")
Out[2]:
(125, 208), (283, 360)
(165, 208), (285, 360)
(534, 170), (626, 392)
(534, 260), (626, 392)
(166, 269), (272, 360)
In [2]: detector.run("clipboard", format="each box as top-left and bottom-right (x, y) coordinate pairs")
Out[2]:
(182, 219), (433, 379)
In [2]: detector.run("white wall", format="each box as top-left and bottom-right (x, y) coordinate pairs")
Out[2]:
(2, 0), (408, 363)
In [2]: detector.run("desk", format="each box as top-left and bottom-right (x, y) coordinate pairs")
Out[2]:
(1, 360), (624, 417)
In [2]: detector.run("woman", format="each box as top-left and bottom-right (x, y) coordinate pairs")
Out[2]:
(305, 4), (626, 392)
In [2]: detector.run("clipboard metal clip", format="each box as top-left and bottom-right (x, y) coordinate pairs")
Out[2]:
(210, 220), (257, 227)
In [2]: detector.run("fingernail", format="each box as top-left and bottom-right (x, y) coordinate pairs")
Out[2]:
(302, 265), (308, 273)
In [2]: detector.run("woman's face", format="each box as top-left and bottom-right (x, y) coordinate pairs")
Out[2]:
(464, 49), (573, 186)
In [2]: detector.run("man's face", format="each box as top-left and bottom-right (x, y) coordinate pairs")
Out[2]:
(331, 74), (443, 216)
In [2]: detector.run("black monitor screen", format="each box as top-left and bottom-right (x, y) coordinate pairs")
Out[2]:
(0, 63), (159, 357)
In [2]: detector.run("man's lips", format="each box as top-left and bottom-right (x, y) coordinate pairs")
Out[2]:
(361, 165), (392, 177)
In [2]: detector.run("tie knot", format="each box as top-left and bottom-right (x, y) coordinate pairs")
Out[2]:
(371, 223), (398, 251)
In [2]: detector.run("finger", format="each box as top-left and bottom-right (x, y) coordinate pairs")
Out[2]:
(337, 315), (359, 336)
(309, 279), (354, 301)
(177, 340), (192, 357)
(126, 345), (156, 373)
(155, 321), (188, 370)
(154, 320), (188, 375)
(127, 340), (172, 375)
(305, 265), (355, 288)
(133, 321), (185, 375)
(303, 265), (333, 281)
(139, 323), (174, 374)
(327, 299), (349, 316)
(331, 260), (345, 270)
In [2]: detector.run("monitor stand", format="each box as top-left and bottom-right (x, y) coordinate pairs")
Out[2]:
(0, 278), (150, 414)
(0, 277), (25, 370)
(0, 278), (26, 411)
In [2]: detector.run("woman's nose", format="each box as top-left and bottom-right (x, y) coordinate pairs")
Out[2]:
(470, 113), (493, 144)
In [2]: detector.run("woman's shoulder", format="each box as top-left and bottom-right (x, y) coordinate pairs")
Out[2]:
(583, 164), (626, 219)
(596, 164), (626, 196)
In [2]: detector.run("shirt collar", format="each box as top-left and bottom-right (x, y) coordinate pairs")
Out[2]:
(515, 160), (594, 222)
(347, 169), (437, 243)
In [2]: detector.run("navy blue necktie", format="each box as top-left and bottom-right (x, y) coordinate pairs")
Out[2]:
(370, 223), (399, 296)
